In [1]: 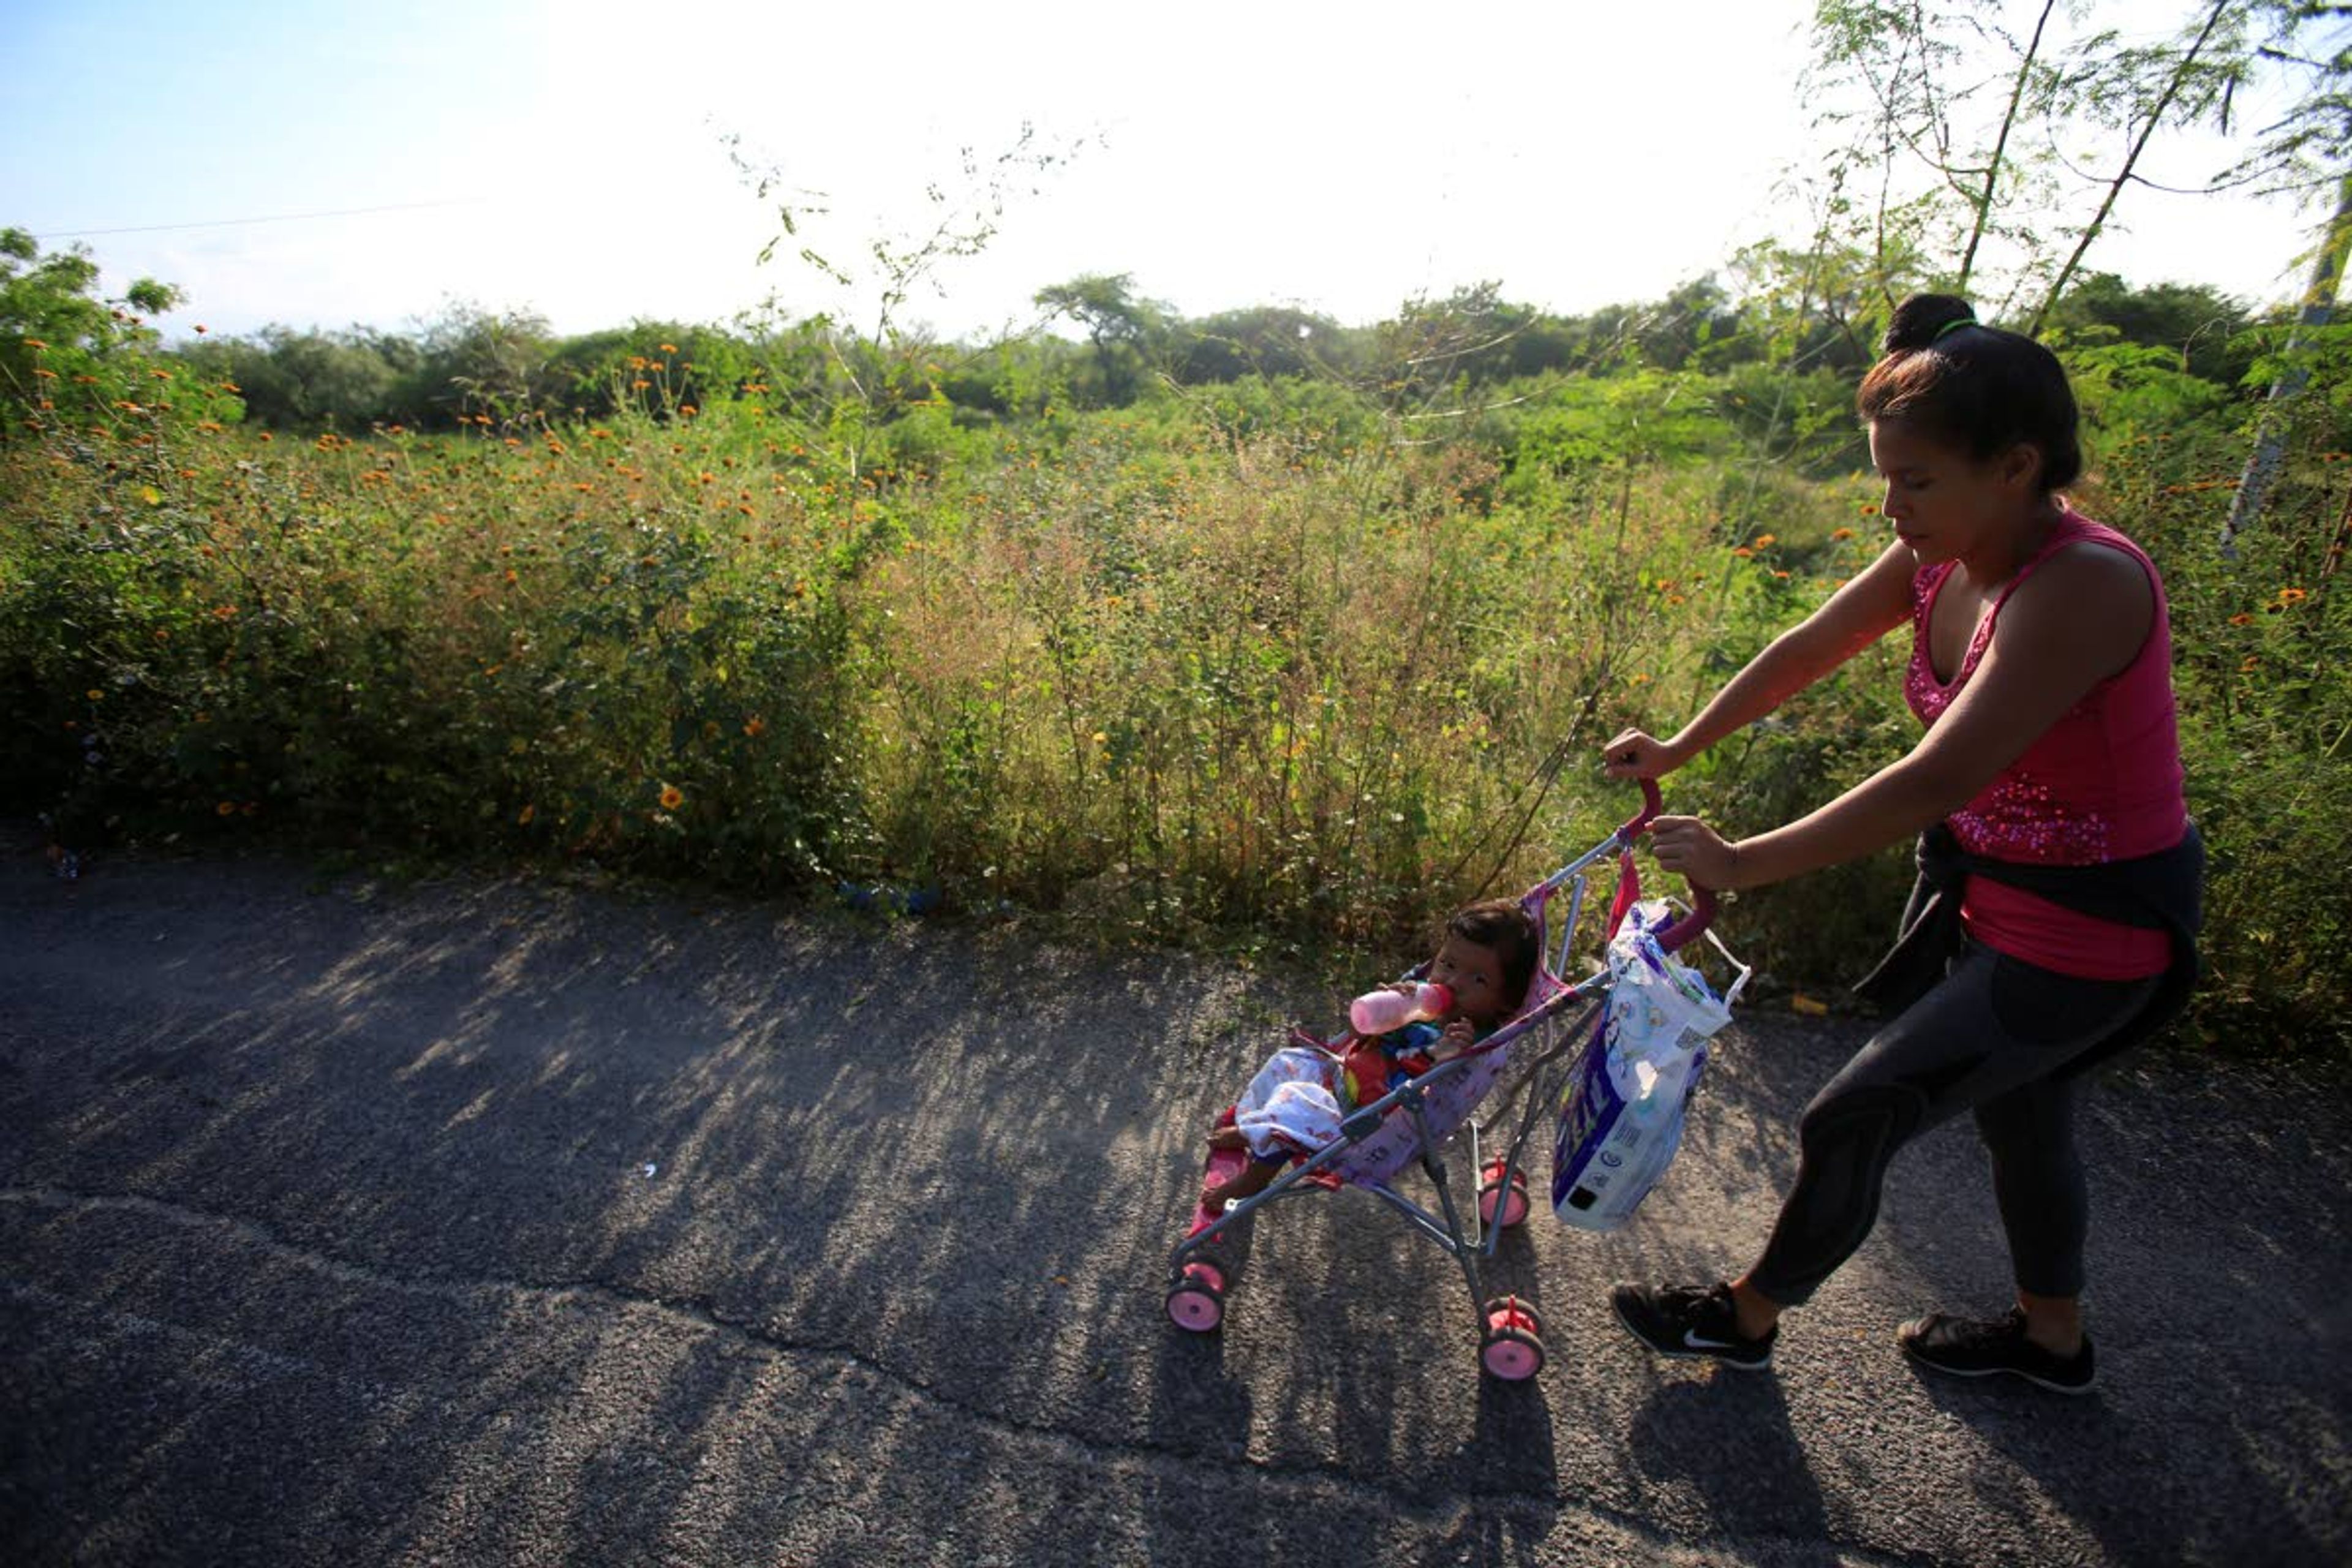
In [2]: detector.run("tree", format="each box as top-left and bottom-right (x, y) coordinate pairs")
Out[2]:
(0, 226), (183, 436)
(1799, 2), (2267, 323)
(2045, 271), (2258, 385)
(2217, 4), (2352, 543)
(1033, 273), (1167, 405)
(402, 304), (558, 428)
(731, 124), (1086, 486)
(1173, 306), (1351, 384)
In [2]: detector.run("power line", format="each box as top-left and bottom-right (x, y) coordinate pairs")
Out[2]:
(34, 197), (486, 241)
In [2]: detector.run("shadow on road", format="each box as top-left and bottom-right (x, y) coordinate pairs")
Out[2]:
(6, 839), (2348, 1566)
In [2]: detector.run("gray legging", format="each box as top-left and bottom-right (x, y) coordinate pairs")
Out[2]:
(1747, 943), (2160, 1305)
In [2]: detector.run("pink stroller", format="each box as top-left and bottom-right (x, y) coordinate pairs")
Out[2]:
(1164, 780), (1727, 1379)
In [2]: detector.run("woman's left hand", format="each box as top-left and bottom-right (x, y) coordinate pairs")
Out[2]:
(1649, 814), (1744, 891)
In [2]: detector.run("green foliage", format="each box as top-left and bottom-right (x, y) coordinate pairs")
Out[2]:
(4, 226), (2345, 1055)
(2086, 424), (2350, 1054)
(2047, 271), (2260, 386)
(0, 227), (200, 437)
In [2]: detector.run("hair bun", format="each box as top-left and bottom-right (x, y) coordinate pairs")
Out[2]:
(1884, 294), (1976, 353)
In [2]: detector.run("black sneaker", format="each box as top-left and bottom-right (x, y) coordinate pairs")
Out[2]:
(1898, 1308), (2096, 1393)
(1610, 1281), (1776, 1371)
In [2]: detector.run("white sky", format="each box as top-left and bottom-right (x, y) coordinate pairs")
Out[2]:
(0, 0), (2331, 344)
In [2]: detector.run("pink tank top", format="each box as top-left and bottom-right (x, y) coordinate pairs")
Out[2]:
(1904, 511), (2187, 978)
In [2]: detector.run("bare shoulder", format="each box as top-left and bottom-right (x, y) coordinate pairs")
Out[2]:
(2022, 540), (2154, 611)
(1997, 539), (2155, 675)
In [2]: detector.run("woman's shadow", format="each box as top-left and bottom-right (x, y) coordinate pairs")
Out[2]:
(1626, 1373), (1829, 1542)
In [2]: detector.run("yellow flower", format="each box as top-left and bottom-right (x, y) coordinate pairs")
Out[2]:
(658, 783), (684, 810)
(86, 688), (104, 700)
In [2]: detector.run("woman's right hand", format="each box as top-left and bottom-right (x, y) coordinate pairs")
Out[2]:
(1602, 728), (1686, 780)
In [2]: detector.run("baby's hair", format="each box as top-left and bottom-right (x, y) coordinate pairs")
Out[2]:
(1447, 897), (1543, 1012)
(1858, 293), (2083, 492)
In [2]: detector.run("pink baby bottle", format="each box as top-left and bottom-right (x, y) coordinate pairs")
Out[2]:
(1349, 981), (1453, 1036)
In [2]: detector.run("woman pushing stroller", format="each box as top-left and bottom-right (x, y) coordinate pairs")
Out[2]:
(1604, 293), (2202, 1393)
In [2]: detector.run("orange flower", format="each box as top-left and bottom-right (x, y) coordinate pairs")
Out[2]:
(742, 717), (767, 738)
(1752, 533), (1777, 548)
(658, 342), (677, 354)
(216, 801), (236, 816)
(2277, 587), (2309, 605)
(518, 804), (536, 826)
(1858, 503), (1877, 516)
(1731, 546), (1754, 559)
(658, 783), (684, 810)
(1831, 527), (1855, 541)
(31, 368), (56, 379)
(2229, 612), (2255, 626)
(1773, 570), (1791, 579)
(22, 337), (47, 349)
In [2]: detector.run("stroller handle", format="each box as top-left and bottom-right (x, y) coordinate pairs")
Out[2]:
(1616, 777), (1719, 954)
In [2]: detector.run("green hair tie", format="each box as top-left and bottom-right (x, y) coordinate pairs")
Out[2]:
(1933, 316), (1975, 342)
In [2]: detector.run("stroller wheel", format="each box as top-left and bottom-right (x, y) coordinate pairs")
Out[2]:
(1478, 1162), (1531, 1229)
(1482, 1293), (1544, 1341)
(1166, 1262), (1227, 1333)
(1480, 1324), (1545, 1381)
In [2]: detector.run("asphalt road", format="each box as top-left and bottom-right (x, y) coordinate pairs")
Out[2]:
(4, 826), (2347, 1566)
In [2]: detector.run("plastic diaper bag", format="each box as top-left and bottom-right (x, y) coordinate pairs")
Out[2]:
(1550, 899), (1738, 1231)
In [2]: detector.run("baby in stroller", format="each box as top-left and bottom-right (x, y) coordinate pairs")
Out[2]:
(1200, 898), (1544, 1212)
